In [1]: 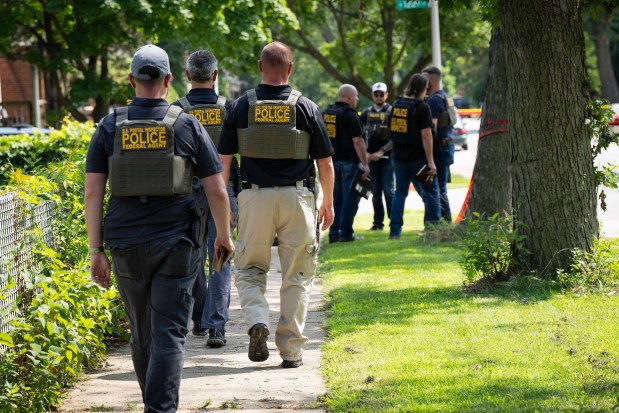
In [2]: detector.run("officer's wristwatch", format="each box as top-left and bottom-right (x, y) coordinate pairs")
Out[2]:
(89, 246), (105, 255)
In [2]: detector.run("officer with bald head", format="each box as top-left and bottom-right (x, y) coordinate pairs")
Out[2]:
(323, 84), (370, 243)
(218, 41), (334, 368)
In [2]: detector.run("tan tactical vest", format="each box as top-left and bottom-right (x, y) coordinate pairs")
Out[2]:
(109, 105), (193, 197)
(178, 95), (227, 146)
(237, 89), (310, 159)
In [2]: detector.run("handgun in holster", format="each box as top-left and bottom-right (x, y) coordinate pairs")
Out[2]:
(189, 176), (208, 247)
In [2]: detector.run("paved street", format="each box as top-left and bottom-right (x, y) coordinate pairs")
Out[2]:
(360, 117), (619, 237)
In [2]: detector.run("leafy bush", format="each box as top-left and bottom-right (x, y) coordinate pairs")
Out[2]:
(556, 238), (619, 293)
(0, 119), (93, 184)
(587, 99), (618, 211)
(459, 212), (529, 284)
(0, 119), (128, 412)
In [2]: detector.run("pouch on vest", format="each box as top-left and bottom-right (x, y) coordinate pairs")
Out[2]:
(179, 95), (227, 146)
(365, 107), (391, 141)
(109, 105), (193, 197)
(435, 93), (457, 128)
(237, 89), (310, 159)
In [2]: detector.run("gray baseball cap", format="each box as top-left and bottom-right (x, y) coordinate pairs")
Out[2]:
(131, 44), (170, 80)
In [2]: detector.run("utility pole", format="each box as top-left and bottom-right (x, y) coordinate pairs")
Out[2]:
(430, 0), (441, 69)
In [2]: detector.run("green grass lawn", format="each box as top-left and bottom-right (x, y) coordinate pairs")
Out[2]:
(318, 211), (619, 412)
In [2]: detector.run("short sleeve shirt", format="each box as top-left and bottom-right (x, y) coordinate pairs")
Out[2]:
(219, 84), (333, 186)
(426, 90), (453, 139)
(329, 102), (363, 162)
(85, 97), (222, 246)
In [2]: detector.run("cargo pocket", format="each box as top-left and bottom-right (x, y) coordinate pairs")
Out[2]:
(232, 240), (246, 269)
(160, 237), (195, 277)
(110, 244), (140, 279)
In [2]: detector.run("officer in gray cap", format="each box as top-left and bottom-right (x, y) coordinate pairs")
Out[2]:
(85, 44), (234, 412)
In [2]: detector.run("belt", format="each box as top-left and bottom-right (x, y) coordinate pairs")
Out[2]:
(241, 179), (310, 190)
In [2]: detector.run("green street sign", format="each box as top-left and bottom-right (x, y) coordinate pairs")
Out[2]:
(396, 0), (430, 10)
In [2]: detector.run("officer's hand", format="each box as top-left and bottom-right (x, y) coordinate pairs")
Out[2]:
(368, 152), (380, 162)
(318, 202), (335, 231)
(428, 161), (437, 176)
(215, 236), (235, 266)
(361, 164), (370, 180)
(90, 252), (111, 289)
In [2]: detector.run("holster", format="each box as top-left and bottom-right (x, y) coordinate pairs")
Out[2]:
(189, 177), (208, 247)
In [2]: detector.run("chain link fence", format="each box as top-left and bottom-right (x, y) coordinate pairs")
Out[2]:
(0, 192), (55, 334)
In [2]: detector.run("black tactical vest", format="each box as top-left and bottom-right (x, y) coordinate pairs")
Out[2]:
(109, 105), (193, 197)
(178, 95), (227, 146)
(237, 89), (310, 159)
(365, 105), (391, 141)
(322, 103), (358, 161)
(389, 98), (421, 144)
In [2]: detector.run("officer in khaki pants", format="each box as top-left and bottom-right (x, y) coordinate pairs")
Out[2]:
(218, 41), (334, 368)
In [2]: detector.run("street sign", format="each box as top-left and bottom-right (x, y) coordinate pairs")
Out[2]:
(395, 0), (430, 10)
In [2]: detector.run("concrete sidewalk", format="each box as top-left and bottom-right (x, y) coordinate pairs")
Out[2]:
(60, 247), (326, 413)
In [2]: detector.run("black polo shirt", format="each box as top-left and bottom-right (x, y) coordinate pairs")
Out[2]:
(328, 101), (363, 162)
(219, 84), (333, 186)
(86, 97), (222, 246)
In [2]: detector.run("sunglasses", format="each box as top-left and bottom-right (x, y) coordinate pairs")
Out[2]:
(373, 92), (385, 97)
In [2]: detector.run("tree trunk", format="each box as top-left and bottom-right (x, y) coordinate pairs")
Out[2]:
(590, 13), (619, 102)
(501, 0), (597, 273)
(466, 27), (512, 218)
(92, 54), (110, 123)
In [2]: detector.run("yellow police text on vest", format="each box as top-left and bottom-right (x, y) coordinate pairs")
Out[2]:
(390, 108), (408, 134)
(121, 126), (168, 150)
(254, 105), (291, 124)
(189, 108), (222, 126)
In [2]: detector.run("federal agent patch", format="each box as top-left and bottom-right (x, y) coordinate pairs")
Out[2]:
(121, 126), (168, 150)
(323, 113), (337, 139)
(390, 107), (408, 134)
(254, 104), (291, 124)
(188, 108), (222, 126)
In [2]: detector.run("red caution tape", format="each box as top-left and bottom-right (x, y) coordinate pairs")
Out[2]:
(454, 121), (509, 223)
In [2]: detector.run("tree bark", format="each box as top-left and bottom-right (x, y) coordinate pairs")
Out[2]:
(501, 0), (597, 273)
(466, 27), (512, 218)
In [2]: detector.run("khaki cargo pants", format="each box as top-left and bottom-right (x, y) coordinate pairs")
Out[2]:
(233, 183), (318, 361)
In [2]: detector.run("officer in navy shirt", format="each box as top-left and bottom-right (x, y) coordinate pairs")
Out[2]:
(85, 44), (234, 412)
(171, 50), (238, 348)
(422, 66), (455, 222)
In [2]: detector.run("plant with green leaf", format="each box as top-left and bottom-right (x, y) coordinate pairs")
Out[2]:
(587, 98), (618, 211)
(459, 212), (529, 284)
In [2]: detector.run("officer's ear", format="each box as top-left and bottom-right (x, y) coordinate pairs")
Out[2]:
(163, 73), (172, 88)
(258, 60), (264, 73)
(128, 73), (137, 89)
(186, 69), (191, 81)
(287, 62), (293, 75)
(212, 69), (218, 83)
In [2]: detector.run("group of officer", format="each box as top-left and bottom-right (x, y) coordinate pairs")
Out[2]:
(85, 42), (334, 413)
(84, 40), (455, 412)
(325, 69), (456, 242)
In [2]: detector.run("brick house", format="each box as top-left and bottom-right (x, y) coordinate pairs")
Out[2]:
(0, 56), (45, 126)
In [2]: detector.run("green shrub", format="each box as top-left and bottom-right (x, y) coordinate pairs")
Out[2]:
(0, 119), (93, 185)
(0, 119), (127, 412)
(459, 212), (528, 284)
(556, 238), (619, 293)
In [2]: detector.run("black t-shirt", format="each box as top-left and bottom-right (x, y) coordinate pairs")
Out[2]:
(219, 84), (333, 186)
(171, 88), (240, 180)
(327, 102), (363, 162)
(391, 98), (433, 162)
(360, 104), (391, 154)
(86, 97), (222, 246)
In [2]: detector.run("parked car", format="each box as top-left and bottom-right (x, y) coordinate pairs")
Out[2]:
(452, 114), (468, 150)
(610, 103), (619, 135)
(453, 97), (471, 109)
(0, 123), (51, 136)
